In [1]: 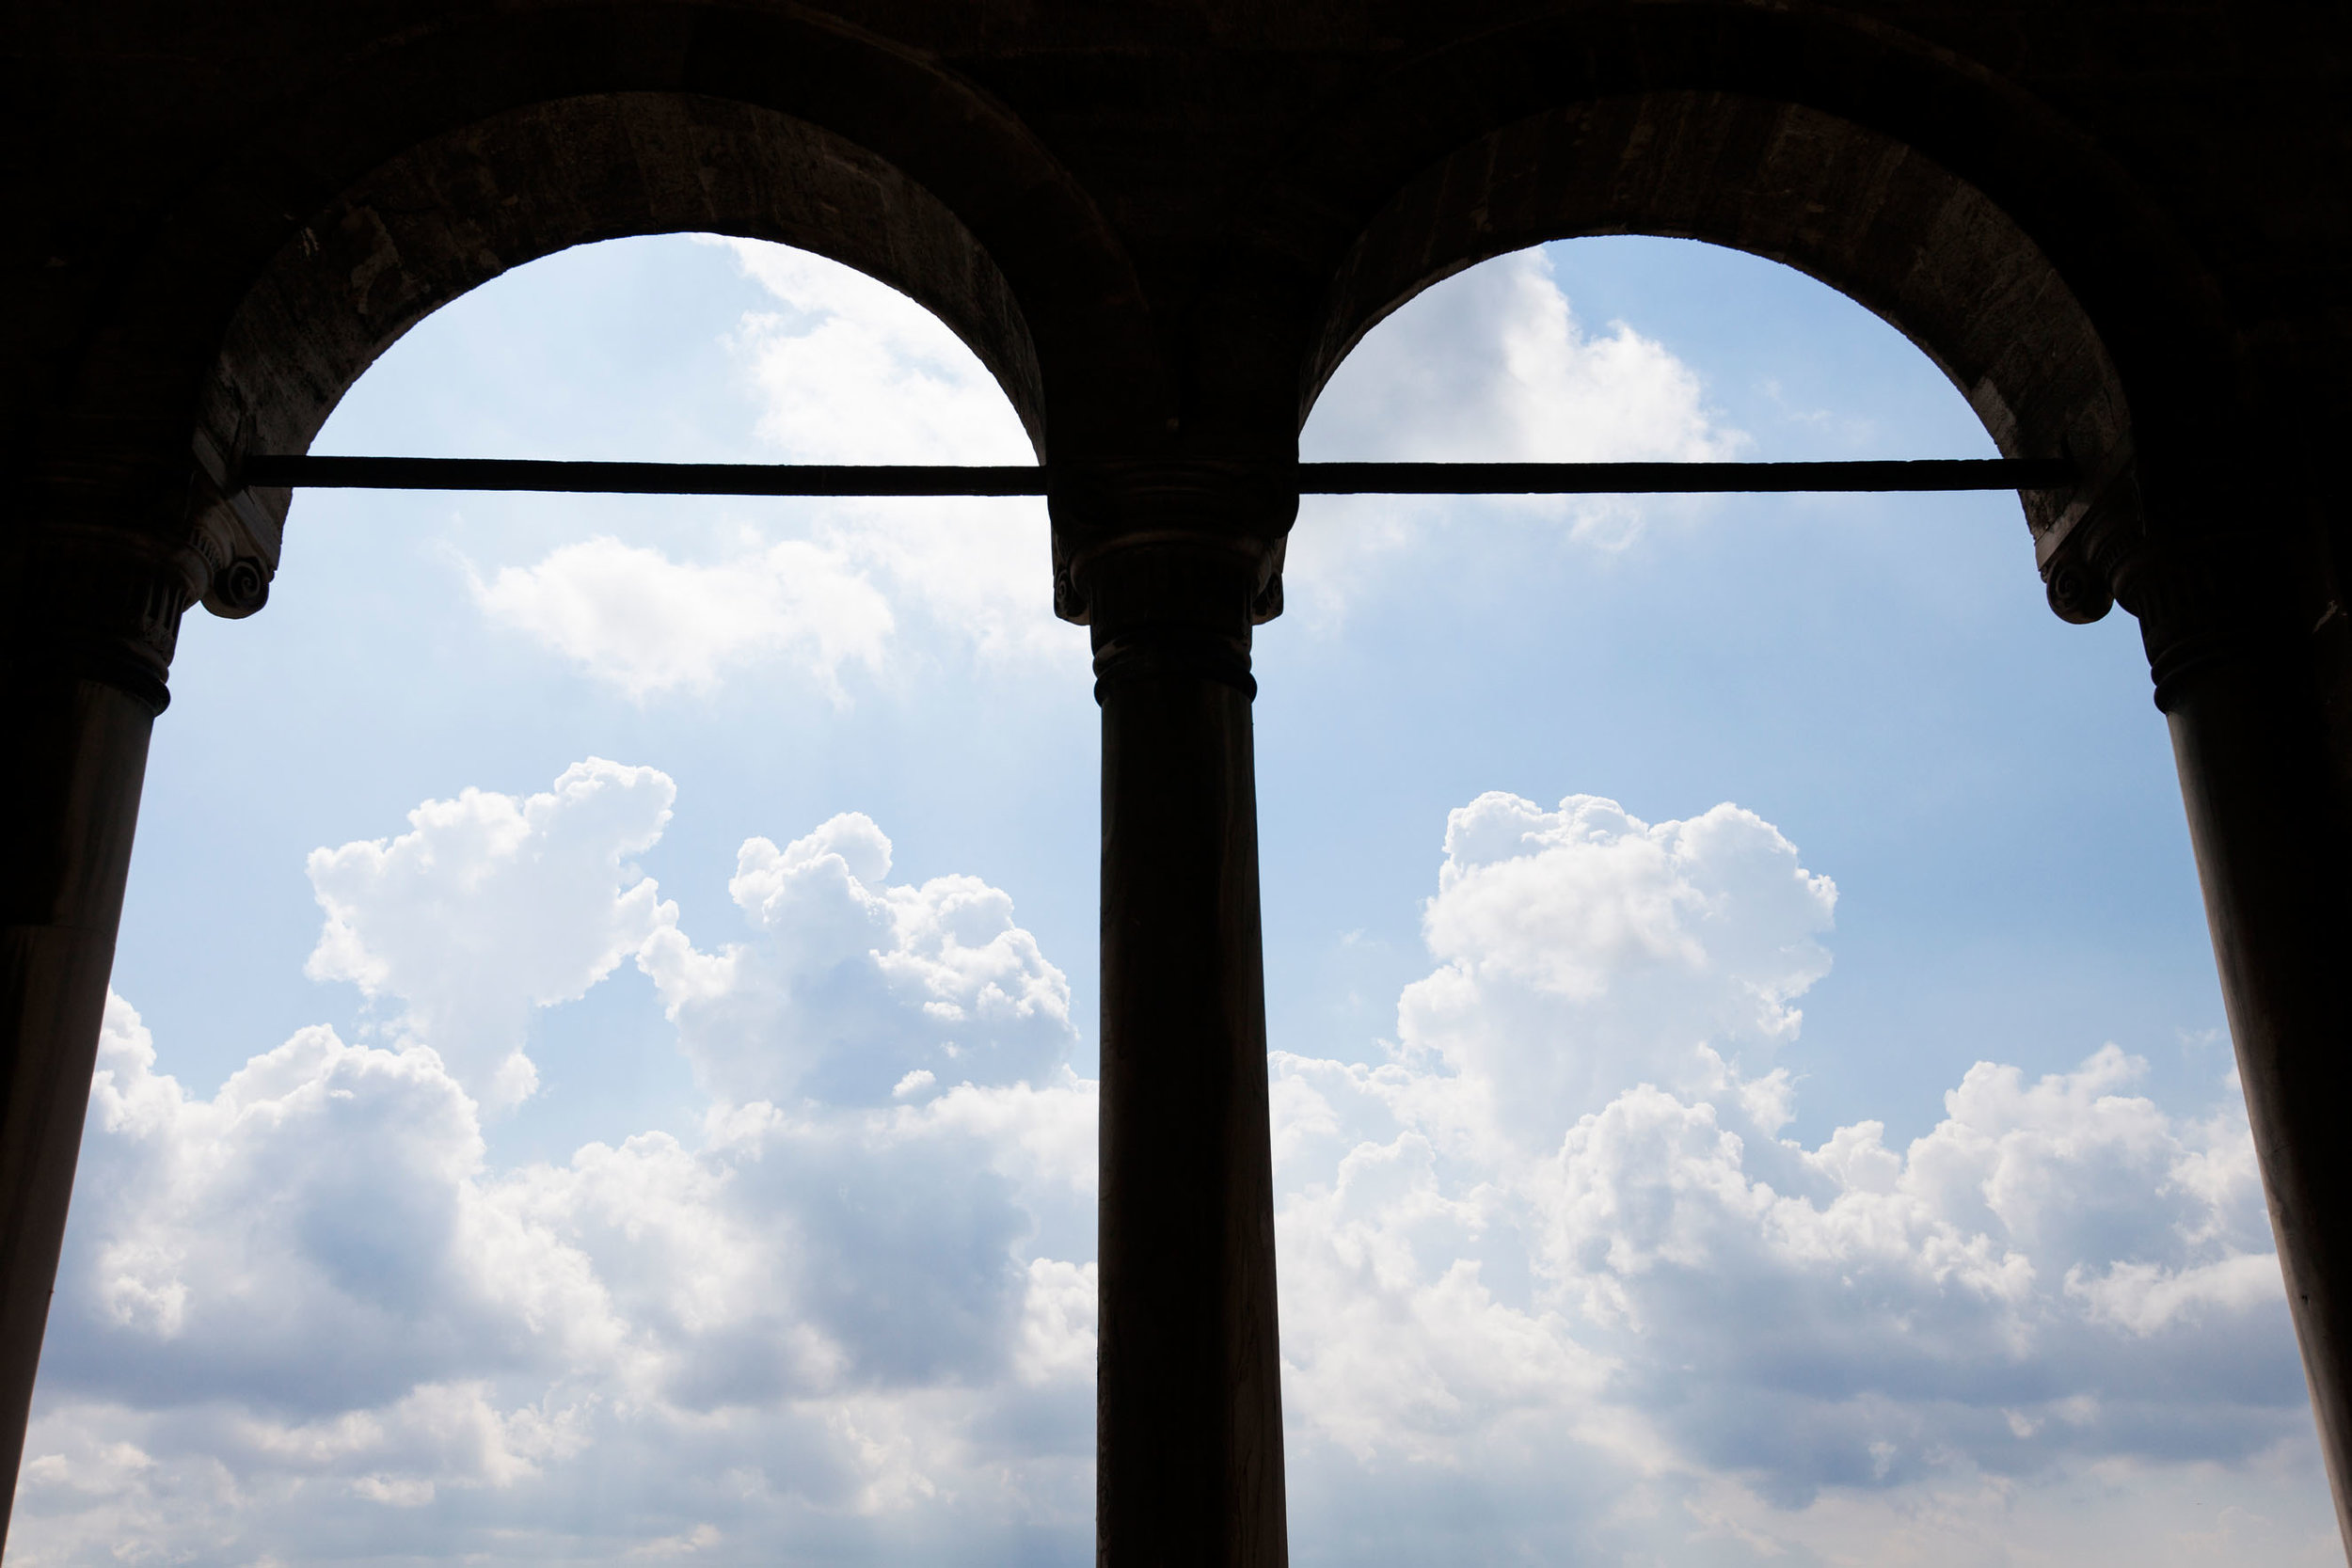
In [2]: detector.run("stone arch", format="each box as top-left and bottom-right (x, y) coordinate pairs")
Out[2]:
(190, 90), (1055, 612)
(207, 92), (1049, 464)
(40, 3), (1162, 616)
(1196, 4), (2264, 623)
(1300, 91), (2135, 606)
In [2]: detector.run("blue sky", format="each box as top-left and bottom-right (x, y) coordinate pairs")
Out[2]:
(8, 233), (2332, 1563)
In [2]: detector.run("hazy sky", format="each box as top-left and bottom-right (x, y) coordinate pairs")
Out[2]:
(8, 232), (2330, 1564)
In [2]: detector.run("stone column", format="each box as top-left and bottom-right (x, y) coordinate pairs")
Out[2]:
(2156, 619), (2352, 1556)
(2055, 520), (2352, 1556)
(1057, 463), (1292, 1568)
(0, 517), (233, 1547)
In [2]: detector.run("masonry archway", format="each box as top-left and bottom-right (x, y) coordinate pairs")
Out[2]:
(184, 91), (1051, 623)
(12, 8), (2352, 1561)
(1301, 94), (2136, 605)
(1250, 52), (2348, 1551)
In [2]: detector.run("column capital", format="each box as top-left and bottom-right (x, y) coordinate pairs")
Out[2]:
(1047, 456), (1297, 630)
(2034, 472), (2321, 714)
(11, 449), (281, 713)
(7, 525), (198, 715)
(11, 489), (262, 721)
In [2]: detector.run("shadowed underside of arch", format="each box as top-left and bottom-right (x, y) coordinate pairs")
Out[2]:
(1301, 91), (2137, 575)
(195, 90), (1051, 597)
(39, 2), (1164, 617)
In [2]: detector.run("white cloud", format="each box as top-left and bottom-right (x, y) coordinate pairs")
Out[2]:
(478, 243), (1739, 693)
(1293, 245), (1750, 620)
(711, 240), (1069, 669)
(1306, 248), (1741, 470)
(467, 241), (1072, 698)
(14, 770), (2326, 1563)
(467, 533), (894, 701)
(21, 770), (1095, 1563)
(305, 758), (676, 1108)
(708, 238), (1034, 469)
(1266, 793), (2311, 1560)
(1401, 791), (1836, 1151)
(638, 809), (1078, 1108)
(832, 497), (1070, 667)
(2070, 1252), (2286, 1337)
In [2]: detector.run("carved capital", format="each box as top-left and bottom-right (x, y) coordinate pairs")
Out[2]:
(187, 428), (282, 620)
(10, 440), (288, 712)
(2040, 489), (2303, 714)
(2036, 499), (2126, 629)
(1080, 541), (1272, 703)
(8, 524), (208, 715)
(2114, 536), (2292, 715)
(1048, 457), (1296, 631)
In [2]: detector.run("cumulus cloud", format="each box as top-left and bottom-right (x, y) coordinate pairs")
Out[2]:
(639, 811), (1076, 1108)
(1293, 245), (1749, 618)
(306, 758), (676, 1107)
(715, 239), (1068, 667)
(1406, 791), (1836, 1149)
(19, 765), (1095, 1563)
(467, 240), (1067, 699)
(14, 772), (2326, 1563)
(1307, 248), (1741, 471)
(1268, 793), (2313, 1561)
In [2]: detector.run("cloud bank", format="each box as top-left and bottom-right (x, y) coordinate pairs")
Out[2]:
(11, 768), (2327, 1564)
(24, 764), (1093, 1564)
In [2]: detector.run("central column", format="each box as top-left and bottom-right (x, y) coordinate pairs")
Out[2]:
(2046, 509), (2352, 1557)
(2133, 556), (2352, 1557)
(1063, 462), (1291, 1568)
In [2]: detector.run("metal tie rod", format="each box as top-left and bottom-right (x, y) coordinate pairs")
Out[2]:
(238, 455), (2074, 497)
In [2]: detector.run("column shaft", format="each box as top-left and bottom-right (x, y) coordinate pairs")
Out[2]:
(1092, 542), (1287, 1568)
(0, 670), (159, 1541)
(2164, 649), (2352, 1554)
(0, 522), (191, 1551)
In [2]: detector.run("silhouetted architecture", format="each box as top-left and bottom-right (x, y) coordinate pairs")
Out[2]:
(7, 5), (2350, 1561)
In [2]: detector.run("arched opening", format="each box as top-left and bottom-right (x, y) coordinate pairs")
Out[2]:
(1298, 92), (2140, 626)
(185, 91), (1051, 622)
(1263, 233), (2315, 1557)
(12, 8), (2351, 1564)
(25, 231), (1104, 1562)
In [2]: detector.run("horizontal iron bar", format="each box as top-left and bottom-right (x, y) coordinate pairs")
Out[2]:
(239, 454), (2074, 497)
(1303, 459), (2074, 493)
(241, 456), (1047, 497)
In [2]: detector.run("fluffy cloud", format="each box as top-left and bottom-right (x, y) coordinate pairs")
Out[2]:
(472, 241), (1739, 689)
(714, 239), (1068, 667)
(12, 773), (2328, 1563)
(305, 758), (676, 1107)
(639, 811), (1077, 1108)
(467, 534), (894, 701)
(473, 241), (1738, 693)
(1405, 791), (1836, 1150)
(1269, 793), (2318, 1562)
(1292, 245), (1749, 618)
(713, 239), (1034, 470)
(466, 240), (1067, 698)
(1306, 248), (1741, 471)
(15, 764), (1093, 1563)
